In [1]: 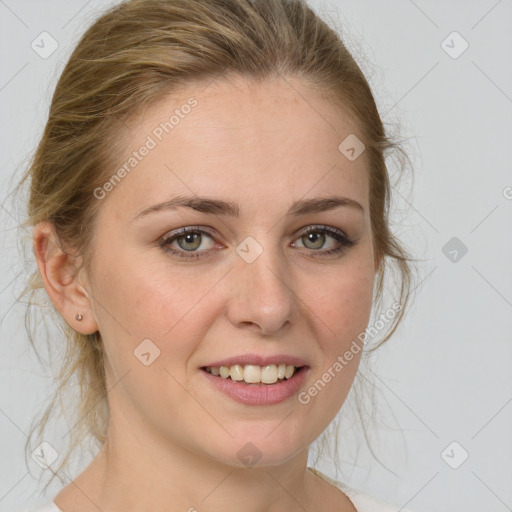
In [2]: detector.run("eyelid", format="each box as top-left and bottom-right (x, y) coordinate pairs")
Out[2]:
(295, 224), (348, 238)
(158, 225), (216, 249)
(159, 224), (355, 259)
(161, 224), (348, 242)
(161, 225), (216, 240)
(292, 224), (355, 251)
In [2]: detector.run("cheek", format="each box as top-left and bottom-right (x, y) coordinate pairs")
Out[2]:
(308, 261), (374, 394)
(309, 264), (375, 344)
(92, 248), (212, 338)
(90, 247), (229, 382)
(299, 268), (374, 416)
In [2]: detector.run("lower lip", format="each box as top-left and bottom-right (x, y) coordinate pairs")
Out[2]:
(201, 367), (309, 406)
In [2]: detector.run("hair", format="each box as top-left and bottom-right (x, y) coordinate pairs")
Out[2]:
(13, 0), (419, 492)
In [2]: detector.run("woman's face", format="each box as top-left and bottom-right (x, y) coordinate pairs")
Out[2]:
(84, 75), (377, 468)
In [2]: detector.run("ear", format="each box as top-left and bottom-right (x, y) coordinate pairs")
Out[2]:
(32, 221), (98, 335)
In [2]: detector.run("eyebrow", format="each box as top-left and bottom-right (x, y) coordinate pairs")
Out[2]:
(132, 194), (365, 220)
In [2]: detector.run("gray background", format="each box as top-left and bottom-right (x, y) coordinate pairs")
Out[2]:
(1, 1), (511, 511)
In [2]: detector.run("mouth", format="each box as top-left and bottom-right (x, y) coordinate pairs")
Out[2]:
(201, 364), (306, 385)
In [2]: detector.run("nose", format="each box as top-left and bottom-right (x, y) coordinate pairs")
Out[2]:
(226, 240), (296, 336)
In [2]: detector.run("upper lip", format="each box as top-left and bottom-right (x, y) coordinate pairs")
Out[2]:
(203, 354), (309, 368)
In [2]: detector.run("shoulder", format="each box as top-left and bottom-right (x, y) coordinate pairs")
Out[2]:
(308, 467), (417, 512)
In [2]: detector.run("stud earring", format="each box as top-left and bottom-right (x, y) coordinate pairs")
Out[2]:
(75, 313), (83, 321)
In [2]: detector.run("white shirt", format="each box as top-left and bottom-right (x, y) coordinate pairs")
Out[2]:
(16, 467), (416, 512)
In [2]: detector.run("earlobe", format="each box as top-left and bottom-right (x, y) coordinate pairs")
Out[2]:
(32, 221), (98, 335)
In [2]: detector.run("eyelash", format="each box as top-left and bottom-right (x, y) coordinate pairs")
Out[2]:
(159, 225), (356, 260)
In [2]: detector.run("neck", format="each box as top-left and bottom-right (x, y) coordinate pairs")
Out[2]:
(55, 424), (319, 512)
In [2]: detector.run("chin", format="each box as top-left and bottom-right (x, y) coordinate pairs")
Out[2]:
(199, 431), (309, 470)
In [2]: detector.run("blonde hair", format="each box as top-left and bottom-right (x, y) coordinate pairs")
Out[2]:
(14, 0), (417, 490)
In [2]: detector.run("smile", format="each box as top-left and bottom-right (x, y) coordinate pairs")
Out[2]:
(203, 364), (300, 384)
(201, 365), (309, 406)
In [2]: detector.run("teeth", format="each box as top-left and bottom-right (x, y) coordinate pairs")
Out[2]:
(243, 365), (261, 383)
(229, 364), (244, 381)
(206, 364), (298, 384)
(261, 365), (277, 384)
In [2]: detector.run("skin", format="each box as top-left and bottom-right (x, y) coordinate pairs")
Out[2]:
(33, 75), (379, 512)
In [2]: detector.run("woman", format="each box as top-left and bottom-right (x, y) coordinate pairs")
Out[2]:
(18, 0), (416, 510)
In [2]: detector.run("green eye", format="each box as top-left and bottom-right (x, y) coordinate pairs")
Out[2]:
(160, 225), (356, 260)
(293, 226), (356, 256)
(160, 227), (216, 260)
(176, 232), (203, 251)
(302, 231), (326, 250)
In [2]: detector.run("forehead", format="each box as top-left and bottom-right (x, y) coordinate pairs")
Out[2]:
(102, 75), (369, 217)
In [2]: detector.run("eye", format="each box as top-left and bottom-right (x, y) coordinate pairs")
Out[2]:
(291, 225), (356, 257)
(159, 227), (218, 260)
(159, 224), (356, 261)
